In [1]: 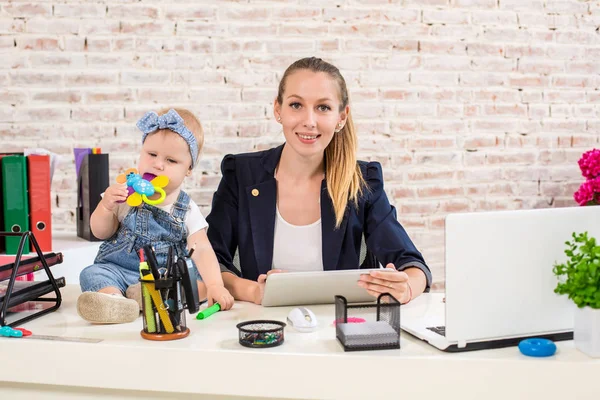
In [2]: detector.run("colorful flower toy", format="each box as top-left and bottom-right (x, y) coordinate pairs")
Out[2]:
(116, 168), (169, 207)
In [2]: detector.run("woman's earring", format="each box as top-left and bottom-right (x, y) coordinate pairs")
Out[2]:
(277, 116), (281, 122)
(335, 122), (343, 133)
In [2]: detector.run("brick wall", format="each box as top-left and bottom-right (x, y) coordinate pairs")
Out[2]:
(1, 0), (599, 287)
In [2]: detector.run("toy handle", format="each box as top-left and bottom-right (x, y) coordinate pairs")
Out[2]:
(142, 187), (166, 205)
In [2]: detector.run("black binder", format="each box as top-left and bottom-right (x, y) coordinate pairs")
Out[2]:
(77, 153), (109, 241)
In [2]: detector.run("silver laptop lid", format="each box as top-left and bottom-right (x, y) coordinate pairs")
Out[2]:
(445, 206), (600, 343)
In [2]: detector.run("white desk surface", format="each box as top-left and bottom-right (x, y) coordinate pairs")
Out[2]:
(0, 286), (598, 400)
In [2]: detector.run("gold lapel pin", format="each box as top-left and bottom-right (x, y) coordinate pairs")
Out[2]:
(251, 188), (259, 197)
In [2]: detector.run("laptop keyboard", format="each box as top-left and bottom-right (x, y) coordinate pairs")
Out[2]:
(427, 326), (446, 336)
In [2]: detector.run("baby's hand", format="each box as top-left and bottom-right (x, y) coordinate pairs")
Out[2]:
(101, 183), (128, 212)
(206, 284), (234, 311)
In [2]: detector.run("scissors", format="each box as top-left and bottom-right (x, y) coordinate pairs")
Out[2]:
(0, 326), (31, 338)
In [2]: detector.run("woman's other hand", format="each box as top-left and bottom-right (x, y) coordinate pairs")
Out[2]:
(358, 264), (411, 304)
(252, 269), (285, 305)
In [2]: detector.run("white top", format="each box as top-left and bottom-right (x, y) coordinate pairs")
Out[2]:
(272, 206), (323, 272)
(102, 192), (207, 237)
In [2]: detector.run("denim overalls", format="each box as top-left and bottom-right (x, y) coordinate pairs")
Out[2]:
(80, 190), (200, 293)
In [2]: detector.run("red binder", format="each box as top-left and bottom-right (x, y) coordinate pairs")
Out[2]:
(27, 155), (52, 252)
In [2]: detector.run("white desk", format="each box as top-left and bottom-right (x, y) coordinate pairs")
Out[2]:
(0, 286), (598, 400)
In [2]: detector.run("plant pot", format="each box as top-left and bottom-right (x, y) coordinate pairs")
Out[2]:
(574, 306), (600, 358)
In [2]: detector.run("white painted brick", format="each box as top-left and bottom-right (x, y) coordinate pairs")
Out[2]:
(482, 27), (531, 42)
(423, 55), (470, 71)
(15, 36), (63, 51)
(567, 61), (600, 74)
(471, 57), (517, 72)
(177, 21), (227, 36)
(71, 107), (124, 122)
(472, 10), (518, 26)
(120, 21), (175, 36)
(30, 90), (82, 104)
(554, 73), (597, 87)
(84, 89), (136, 104)
(544, 90), (586, 103)
(545, 0), (589, 13)
(164, 5), (216, 20)
(499, 0), (544, 10)
(120, 71), (170, 85)
(324, 7), (420, 23)
(0, 18), (25, 33)
(423, 9), (470, 25)
(78, 20), (120, 35)
(453, 0), (497, 8)
(53, 4), (106, 18)
(546, 45), (586, 60)
(2, 3), (52, 17)
(266, 40), (314, 53)
(65, 72), (118, 86)
(419, 40), (466, 55)
(2, 53), (27, 69)
(411, 71), (459, 86)
(507, 74), (549, 88)
(517, 13), (553, 28)
(9, 70), (63, 86)
(106, 4), (160, 19)
(520, 91), (543, 103)
(360, 71), (410, 86)
(89, 54), (152, 69)
(430, 25), (478, 40)
(504, 44), (545, 58)
(556, 31), (597, 45)
(460, 72), (506, 87)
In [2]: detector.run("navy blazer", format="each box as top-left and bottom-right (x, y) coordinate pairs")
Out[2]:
(206, 144), (432, 289)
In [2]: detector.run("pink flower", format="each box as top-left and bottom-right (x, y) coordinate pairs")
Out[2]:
(578, 148), (600, 179)
(574, 177), (600, 206)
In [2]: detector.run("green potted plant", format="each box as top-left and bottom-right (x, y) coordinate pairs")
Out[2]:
(553, 232), (600, 357)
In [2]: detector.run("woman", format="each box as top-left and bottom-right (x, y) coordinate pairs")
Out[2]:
(206, 57), (431, 305)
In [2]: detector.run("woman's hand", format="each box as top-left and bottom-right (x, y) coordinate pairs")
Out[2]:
(252, 269), (285, 305)
(358, 264), (411, 304)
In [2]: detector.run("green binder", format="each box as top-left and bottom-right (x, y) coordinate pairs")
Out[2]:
(2, 155), (30, 254)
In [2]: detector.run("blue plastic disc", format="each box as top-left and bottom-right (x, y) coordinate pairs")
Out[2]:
(518, 338), (556, 357)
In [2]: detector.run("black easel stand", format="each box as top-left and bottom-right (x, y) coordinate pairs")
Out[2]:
(0, 231), (62, 327)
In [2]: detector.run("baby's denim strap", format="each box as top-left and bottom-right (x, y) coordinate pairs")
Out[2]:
(172, 190), (190, 222)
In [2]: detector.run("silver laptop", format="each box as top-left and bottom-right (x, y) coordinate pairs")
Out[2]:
(262, 269), (384, 307)
(401, 206), (600, 352)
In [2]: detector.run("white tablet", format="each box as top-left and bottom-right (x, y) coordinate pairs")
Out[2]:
(261, 269), (383, 307)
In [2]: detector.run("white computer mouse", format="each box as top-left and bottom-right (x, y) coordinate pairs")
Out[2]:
(286, 307), (318, 333)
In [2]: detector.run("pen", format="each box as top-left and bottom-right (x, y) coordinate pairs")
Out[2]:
(138, 249), (157, 333)
(170, 256), (184, 329)
(187, 242), (197, 258)
(166, 246), (173, 278)
(178, 258), (199, 314)
(142, 245), (161, 280)
(196, 303), (221, 320)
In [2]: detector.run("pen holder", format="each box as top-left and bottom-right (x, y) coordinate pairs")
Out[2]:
(139, 278), (189, 341)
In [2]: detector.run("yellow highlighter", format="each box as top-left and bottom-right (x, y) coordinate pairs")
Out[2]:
(138, 261), (157, 333)
(140, 262), (174, 334)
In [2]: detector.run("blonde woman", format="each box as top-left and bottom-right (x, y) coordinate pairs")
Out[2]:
(207, 57), (431, 305)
